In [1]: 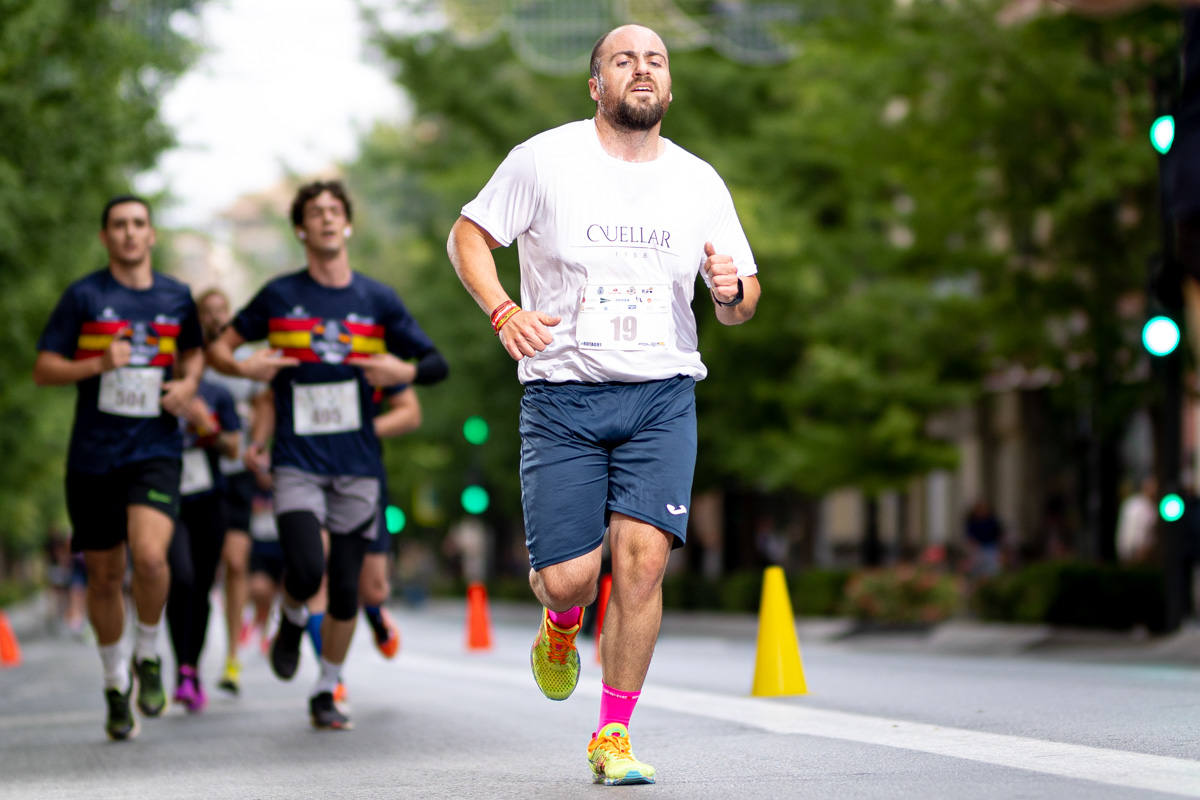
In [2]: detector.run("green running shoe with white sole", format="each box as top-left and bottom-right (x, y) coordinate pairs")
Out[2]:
(587, 723), (656, 785)
(134, 656), (166, 717)
(529, 608), (582, 701)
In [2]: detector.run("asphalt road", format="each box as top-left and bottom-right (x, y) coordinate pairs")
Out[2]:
(2, 599), (1199, 799)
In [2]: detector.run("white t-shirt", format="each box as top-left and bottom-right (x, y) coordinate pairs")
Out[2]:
(461, 118), (757, 384)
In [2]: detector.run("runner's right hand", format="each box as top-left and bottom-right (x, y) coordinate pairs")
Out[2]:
(100, 335), (132, 372)
(498, 309), (560, 361)
(239, 348), (300, 382)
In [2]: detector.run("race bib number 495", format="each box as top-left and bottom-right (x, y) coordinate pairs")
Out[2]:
(98, 367), (163, 418)
(576, 284), (670, 351)
(292, 380), (361, 436)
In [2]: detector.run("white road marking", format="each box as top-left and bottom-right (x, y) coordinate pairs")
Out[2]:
(401, 653), (1200, 798)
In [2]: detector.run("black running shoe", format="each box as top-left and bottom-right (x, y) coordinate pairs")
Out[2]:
(104, 684), (138, 741)
(309, 691), (352, 730)
(134, 656), (166, 717)
(270, 617), (304, 681)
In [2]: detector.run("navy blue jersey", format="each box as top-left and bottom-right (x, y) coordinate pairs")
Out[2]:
(232, 269), (436, 477)
(180, 380), (241, 498)
(37, 269), (203, 473)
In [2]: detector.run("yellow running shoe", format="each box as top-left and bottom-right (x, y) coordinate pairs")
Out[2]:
(587, 723), (656, 785)
(217, 657), (240, 695)
(529, 608), (582, 701)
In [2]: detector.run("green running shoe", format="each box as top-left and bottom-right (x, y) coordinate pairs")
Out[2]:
(529, 608), (582, 701)
(103, 682), (138, 741)
(134, 656), (166, 717)
(587, 723), (656, 786)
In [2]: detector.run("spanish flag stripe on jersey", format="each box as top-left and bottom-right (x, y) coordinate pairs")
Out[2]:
(342, 321), (385, 338)
(269, 318), (320, 332)
(268, 331), (312, 349)
(81, 320), (129, 335)
(151, 323), (181, 337)
(279, 348), (322, 363)
(77, 334), (115, 351)
(349, 335), (385, 355)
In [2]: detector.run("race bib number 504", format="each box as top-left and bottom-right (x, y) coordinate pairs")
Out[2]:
(577, 284), (670, 351)
(292, 380), (362, 436)
(98, 367), (163, 418)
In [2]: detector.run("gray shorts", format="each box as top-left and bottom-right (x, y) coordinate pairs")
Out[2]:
(273, 466), (380, 540)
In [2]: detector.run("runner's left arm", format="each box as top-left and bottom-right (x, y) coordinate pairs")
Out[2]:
(374, 386), (421, 439)
(161, 346), (202, 417)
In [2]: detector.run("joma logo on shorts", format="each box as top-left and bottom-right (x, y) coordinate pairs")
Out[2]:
(666, 504), (687, 516)
(147, 490), (172, 504)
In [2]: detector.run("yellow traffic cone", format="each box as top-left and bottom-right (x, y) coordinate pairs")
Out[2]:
(751, 566), (807, 696)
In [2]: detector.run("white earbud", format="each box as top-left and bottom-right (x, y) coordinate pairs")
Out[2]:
(343, 227), (352, 238)
(297, 231), (307, 240)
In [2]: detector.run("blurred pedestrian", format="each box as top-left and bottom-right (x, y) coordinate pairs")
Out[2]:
(447, 23), (760, 785)
(1116, 476), (1158, 564)
(196, 286), (271, 697)
(165, 380), (240, 713)
(964, 500), (1005, 577)
(32, 195), (204, 740)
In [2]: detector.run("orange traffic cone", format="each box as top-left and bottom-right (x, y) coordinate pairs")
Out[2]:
(465, 582), (493, 651)
(0, 610), (22, 668)
(594, 573), (612, 663)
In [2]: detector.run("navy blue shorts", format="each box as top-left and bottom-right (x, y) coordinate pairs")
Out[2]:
(519, 376), (696, 571)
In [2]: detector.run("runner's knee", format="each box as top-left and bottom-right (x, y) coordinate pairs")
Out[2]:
(278, 511), (325, 602)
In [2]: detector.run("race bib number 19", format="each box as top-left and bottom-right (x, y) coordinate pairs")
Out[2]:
(293, 380), (361, 436)
(577, 284), (670, 351)
(98, 367), (163, 418)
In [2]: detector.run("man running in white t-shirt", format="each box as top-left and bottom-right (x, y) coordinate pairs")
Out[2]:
(447, 23), (760, 786)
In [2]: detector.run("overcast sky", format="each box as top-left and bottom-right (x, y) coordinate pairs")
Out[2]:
(137, 0), (405, 229)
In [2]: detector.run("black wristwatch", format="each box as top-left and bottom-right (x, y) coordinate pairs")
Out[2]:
(713, 278), (744, 308)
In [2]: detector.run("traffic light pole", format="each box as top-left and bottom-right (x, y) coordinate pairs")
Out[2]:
(1152, 72), (1186, 634)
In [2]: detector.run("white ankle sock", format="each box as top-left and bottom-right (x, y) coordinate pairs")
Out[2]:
(283, 603), (309, 628)
(314, 657), (342, 695)
(99, 643), (129, 692)
(132, 621), (159, 662)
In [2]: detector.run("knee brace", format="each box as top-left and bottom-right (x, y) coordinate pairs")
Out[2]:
(277, 511), (325, 603)
(326, 522), (370, 621)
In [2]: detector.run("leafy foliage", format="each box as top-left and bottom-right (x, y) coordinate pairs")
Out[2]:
(348, 1), (1178, 550)
(0, 0), (202, 557)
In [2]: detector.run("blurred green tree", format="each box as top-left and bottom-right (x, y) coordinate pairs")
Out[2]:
(351, 0), (1178, 563)
(0, 0), (203, 563)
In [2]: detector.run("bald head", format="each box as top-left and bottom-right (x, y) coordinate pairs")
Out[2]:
(589, 24), (668, 79)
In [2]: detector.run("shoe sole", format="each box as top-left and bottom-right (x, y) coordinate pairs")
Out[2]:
(106, 715), (140, 742)
(217, 679), (239, 695)
(592, 770), (654, 786)
(311, 719), (354, 731)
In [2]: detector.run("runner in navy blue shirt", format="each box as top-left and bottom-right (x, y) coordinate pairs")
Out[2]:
(207, 180), (447, 730)
(166, 379), (240, 714)
(33, 195), (204, 741)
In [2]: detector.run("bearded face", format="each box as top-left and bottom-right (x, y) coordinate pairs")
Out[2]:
(598, 74), (667, 131)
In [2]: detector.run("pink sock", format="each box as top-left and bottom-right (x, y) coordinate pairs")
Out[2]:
(547, 606), (581, 629)
(596, 682), (641, 736)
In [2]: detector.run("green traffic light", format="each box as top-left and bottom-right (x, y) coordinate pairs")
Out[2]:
(463, 415), (490, 445)
(1150, 115), (1175, 155)
(385, 504), (406, 534)
(1142, 315), (1181, 357)
(1160, 493), (1185, 522)
(461, 485), (490, 514)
